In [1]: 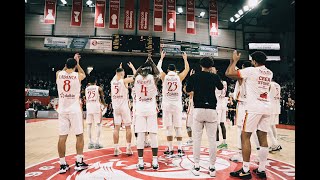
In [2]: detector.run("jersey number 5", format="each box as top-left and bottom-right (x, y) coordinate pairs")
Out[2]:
(114, 85), (119, 94)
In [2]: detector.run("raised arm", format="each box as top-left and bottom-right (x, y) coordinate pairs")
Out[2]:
(225, 50), (242, 80)
(74, 53), (86, 82)
(124, 62), (136, 84)
(178, 52), (190, 81)
(157, 51), (167, 81)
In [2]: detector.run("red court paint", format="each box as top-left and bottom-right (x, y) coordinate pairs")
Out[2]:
(25, 146), (295, 180)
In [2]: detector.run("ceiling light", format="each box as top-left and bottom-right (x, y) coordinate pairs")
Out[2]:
(178, 7), (183, 13)
(238, 9), (244, 15)
(248, 0), (258, 8)
(243, 5), (249, 12)
(61, 0), (67, 5)
(86, 0), (93, 6)
(230, 17), (235, 22)
(234, 14), (240, 18)
(200, 11), (205, 17)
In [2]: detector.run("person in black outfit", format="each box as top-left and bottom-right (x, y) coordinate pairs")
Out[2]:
(186, 57), (223, 177)
(227, 96), (237, 126)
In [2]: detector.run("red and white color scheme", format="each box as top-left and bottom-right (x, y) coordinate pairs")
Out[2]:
(94, 0), (106, 28)
(124, 0), (135, 30)
(154, 0), (164, 32)
(70, 0), (83, 27)
(109, 0), (120, 29)
(209, 0), (218, 36)
(25, 147), (295, 179)
(166, 0), (176, 32)
(43, 0), (57, 24)
(139, 0), (150, 31)
(186, 0), (196, 34)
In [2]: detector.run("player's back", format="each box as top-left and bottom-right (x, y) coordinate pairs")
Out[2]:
(215, 81), (227, 109)
(162, 71), (182, 111)
(134, 74), (157, 116)
(56, 71), (81, 114)
(110, 78), (129, 110)
(240, 66), (273, 114)
(85, 85), (101, 114)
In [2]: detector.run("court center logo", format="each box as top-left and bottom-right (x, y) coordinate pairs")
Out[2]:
(25, 146), (295, 180)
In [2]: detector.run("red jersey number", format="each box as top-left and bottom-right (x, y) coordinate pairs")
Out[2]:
(63, 80), (71, 92)
(168, 82), (178, 91)
(141, 85), (148, 96)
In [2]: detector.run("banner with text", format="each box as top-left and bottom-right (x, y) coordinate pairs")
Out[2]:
(181, 44), (199, 55)
(25, 89), (49, 97)
(89, 39), (112, 51)
(44, 37), (69, 48)
(44, 0), (57, 24)
(109, 0), (120, 29)
(124, 0), (135, 30)
(69, 38), (88, 49)
(209, 0), (218, 36)
(70, 0), (83, 27)
(94, 0), (106, 28)
(199, 45), (218, 56)
(166, 0), (176, 32)
(186, 0), (196, 34)
(160, 44), (181, 54)
(154, 0), (164, 32)
(139, 0), (150, 31)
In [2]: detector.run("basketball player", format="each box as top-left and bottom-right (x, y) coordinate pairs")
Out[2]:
(226, 51), (273, 179)
(134, 57), (160, 170)
(215, 77), (228, 149)
(56, 53), (88, 174)
(157, 51), (190, 156)
(268, 80), (282, 152)
(85, 76), (107, 149)
(183, 69), (195, 146)
(186, 57), (223, 177)
(111, 62), (136, 156)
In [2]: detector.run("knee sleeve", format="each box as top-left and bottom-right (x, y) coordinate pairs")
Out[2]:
(137, 132), (145, 149)
(175, 127), (182, 137)
(186, 126), (192, 132)
(166, 126), (174, 136)
(149, 133), (158, 148)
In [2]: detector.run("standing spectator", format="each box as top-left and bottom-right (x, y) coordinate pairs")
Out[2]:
(286, 97), (295, 124)
(25, 99), (31, 110)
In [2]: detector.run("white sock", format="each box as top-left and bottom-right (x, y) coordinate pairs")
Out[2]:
(258, 147), (268, 171)
(138, 157), (143, 165)
(152, 156), (158, 164)
(87, 124), (92, 144)
(223, 139), (226, 144)
(209, 164), (215, 169)
(127, 143), (131, 149)
(195, 163), (199, 168)
(76, 154), (83, 163)
(168, 141), (173, 151)
(178, 141), (182, 150)
(242, 161), (250, 172)
(114, 144), (119, 149)
(60, 157), (66, 165)
(268, 126), (278, 146)
(96, 124), (101, 144)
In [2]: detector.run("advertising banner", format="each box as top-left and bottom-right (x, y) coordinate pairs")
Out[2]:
(44, 37), (69, 48)
(89, 39), (112, 51)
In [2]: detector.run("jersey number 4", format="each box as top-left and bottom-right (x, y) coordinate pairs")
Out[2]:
(141, 85), (148, 96)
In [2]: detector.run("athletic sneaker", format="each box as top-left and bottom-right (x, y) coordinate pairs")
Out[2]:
(88, 143), (94, 149)
(217, 143), (228, 149)
(126, 147), (133, 156)
(230, 154), (243, 162)
(163, 149), (174, 155)
(253, 168), (267, 178)
(137, 163), (144, 171)
(152, 162), (159, 170)
(74, 161), (89, 171)
(230, 168), (252, 179)
(191, 166), (200, 176)
(183, 139), (193, 146)
(178, 149), (185, 157)
(209, 167), (216, 177)
(271, 145), (282, 152)
(114, 148), (122, 156)
(59, 164), (70, 174)
(94, 143), (103, 149)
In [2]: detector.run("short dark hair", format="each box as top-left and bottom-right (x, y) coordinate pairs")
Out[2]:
(250, 51), (267, 65)
(66, 58), (77, 69)
(200, 57), (214, 68)
(167, 64), (176, 71)
(116, 68), (124, 73)
(242, 61), (252, 68)
(88, 76), (96, 84)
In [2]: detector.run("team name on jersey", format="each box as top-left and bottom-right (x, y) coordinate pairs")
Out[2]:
(136, 80), (151, 84)
(59, 75), (77, 79)
(112, 95), (124, 99)
(59, 93), (75, 98)
(258, 76), (271, 86)
(139, 97), (153, 102)
(166, 92), (179, 96)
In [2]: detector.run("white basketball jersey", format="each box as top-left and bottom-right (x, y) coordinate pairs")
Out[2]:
(111, 78), (129, 110)
(131, 86), (136, 111)
(234, 79), (247, 102)
(215, 81), (228, 110)
(134, 74), (157, 116)
(56, 71), (81, 114)
(85, 85), (101, 114)
(238, 66), (273, 114)
(270, 81), (281, 114)
(162, 71), (182, 111)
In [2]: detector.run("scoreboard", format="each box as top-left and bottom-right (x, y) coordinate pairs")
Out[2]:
(112, 34), (160, 53)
